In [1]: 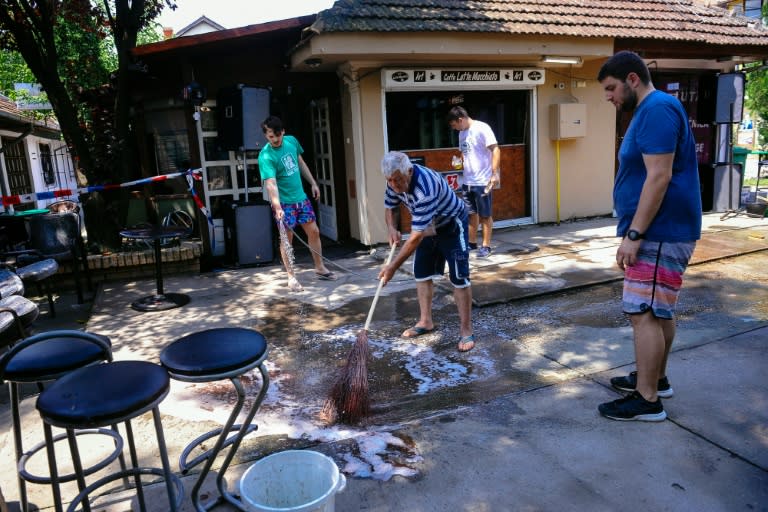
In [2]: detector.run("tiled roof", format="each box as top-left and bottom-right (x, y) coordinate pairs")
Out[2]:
(0, 95), (60, 133)
(308, 0), (768, 47)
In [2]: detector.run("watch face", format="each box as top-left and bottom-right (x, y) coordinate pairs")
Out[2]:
(628, 230), (640, 241)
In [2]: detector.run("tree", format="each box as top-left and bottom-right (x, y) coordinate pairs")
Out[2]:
(745, 65), (768, 149)
(0, 0), (175, 250)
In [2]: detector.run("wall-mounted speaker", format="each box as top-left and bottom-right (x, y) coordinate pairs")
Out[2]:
(217, 86), (270, 151)
(714, 72), (745, 124)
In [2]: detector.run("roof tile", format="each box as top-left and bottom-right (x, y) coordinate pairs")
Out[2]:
(310, 0), (768, 46)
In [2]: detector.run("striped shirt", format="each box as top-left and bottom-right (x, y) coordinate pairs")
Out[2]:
(385, 164), (465, 232)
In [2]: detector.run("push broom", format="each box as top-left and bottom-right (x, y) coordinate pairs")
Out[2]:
(323, 243), (397, 424)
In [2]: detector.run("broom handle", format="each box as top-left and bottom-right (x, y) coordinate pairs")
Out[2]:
(363, 243), (398, 331)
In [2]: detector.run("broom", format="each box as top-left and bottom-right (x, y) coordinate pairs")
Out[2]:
(322, 243), (397, 424)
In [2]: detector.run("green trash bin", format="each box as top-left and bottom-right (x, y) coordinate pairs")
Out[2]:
(732, 146), (750, 169)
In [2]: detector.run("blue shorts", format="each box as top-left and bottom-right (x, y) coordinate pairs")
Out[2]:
(279, 198), (316, 229)
(461, 184), (492, 218)
(412, 212), (470, 288)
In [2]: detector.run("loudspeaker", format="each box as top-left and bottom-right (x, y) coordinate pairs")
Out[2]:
(712, 163), (742, 212)
(217, 86), (270, 150)
(714, 73), (745, 124)
(696, 73), (717, 124)
(223, 201), (274, 265)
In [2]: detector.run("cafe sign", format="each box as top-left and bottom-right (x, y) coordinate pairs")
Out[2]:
(384, 68), (545, 90)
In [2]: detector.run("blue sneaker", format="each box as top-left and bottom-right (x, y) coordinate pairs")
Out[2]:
(477, 246), (492, 258)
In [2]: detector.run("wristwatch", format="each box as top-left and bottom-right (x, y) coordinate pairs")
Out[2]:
(626, 229), (645, 241)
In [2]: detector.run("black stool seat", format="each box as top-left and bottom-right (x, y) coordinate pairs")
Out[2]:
(38, 361), (169, 428)
(0, 294), (38, 326)
(15, 258), (58, 282)
(4, 333), (110, 383)
(0, 269), (24, 297)
(161, 327), (267, 379)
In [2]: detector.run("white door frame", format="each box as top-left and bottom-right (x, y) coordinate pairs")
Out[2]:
(310, 98), (338, 241)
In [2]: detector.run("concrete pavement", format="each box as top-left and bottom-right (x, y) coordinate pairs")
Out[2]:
(1, 212), (766, 511)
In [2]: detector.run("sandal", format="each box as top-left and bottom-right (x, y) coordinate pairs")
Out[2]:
(316, 271), (337, 281)
(402, 326), (435, 338)
(458, 335), (475, 352)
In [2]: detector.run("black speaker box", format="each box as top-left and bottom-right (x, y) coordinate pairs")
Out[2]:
(223, 201), (274, 266)
(712, 164), (742, 212)
(715, 73), (745, 124)
(217, 86), (270, 151)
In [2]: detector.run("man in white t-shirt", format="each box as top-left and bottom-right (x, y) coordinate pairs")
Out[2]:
(447, 106), (500, 258)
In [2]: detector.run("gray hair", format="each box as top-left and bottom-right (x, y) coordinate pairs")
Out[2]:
(381, 151), (412, 178)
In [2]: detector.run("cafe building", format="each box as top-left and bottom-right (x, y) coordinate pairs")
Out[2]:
(131, 0), (768, 257)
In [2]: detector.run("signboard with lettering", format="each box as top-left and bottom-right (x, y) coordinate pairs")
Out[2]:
(385, 69), (545, 90)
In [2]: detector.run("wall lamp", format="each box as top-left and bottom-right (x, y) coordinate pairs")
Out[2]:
(304, 57), (323, 68)
(542, 55), (582, 65)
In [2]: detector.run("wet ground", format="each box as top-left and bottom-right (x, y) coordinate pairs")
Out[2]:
(1, 214), (767, 510)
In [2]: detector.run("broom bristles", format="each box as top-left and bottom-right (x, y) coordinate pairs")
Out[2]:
(322, 328), (371, 424)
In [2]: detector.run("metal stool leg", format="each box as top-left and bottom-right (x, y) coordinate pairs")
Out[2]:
(187, 364), (269, 512)
(42, 423), (65, 512)
(215, 363), (270, 508)
(10, 383), (30, 512)
(64, 406), (182, 512)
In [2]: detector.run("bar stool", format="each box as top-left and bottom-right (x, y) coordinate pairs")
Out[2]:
(14, 258), (59, 317)
(36, 360), (182, 512)
(159, 327), (269, 511)
(0, 295), (38, 349)
(0, 331), (113, 512)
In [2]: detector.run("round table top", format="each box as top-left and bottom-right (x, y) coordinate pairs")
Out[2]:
(119, 225), (190, 240)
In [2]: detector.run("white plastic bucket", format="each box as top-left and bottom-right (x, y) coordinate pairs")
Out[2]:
(239, 450), (347, 512)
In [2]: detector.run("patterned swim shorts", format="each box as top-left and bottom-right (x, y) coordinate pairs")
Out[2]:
(622, 240), (696, 319)
(279, 198), (316, 229)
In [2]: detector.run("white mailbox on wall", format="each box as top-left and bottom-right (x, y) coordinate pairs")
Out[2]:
(550, 103), (587, 140)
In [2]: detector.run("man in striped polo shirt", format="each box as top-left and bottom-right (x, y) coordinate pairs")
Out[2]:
(378, 151), (476, 352)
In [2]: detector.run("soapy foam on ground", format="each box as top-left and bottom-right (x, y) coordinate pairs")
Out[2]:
(161, 322), (499, 481)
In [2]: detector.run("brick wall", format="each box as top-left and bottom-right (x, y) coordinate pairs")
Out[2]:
(66, 241), (203, 284)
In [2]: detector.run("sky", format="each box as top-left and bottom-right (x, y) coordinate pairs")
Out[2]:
(156, 0), (336, 31)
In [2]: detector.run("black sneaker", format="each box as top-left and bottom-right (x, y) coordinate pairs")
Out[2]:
(610, 371), (674, 398)
(598, 391), (667, 422)
(468, 242), (478, 250)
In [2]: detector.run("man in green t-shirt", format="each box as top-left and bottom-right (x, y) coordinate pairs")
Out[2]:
(258, 116), (335, 291)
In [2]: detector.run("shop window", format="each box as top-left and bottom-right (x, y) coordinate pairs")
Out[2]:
(385, 90), (529, 151)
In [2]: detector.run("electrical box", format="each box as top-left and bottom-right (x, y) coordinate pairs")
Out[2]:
(550, 103), (587, 140)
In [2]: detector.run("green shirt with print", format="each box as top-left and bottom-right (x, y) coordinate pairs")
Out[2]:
(258, 135), (308, 204)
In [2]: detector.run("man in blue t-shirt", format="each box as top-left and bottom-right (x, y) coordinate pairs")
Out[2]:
(596, 51), (701, 422)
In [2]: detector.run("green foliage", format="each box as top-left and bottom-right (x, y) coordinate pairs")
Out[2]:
(0, 0), (177, 251)
(745, 62), (768, 150)
(0, 51), (36, 96)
